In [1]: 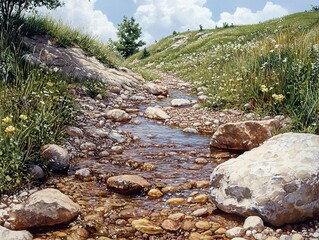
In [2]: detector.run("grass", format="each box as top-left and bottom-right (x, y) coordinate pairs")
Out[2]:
(127, 11), (319, 132)
(21, 15), (123, 68)
(0, 15), (122, 193)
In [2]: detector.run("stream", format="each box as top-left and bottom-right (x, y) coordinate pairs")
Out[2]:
(34, 88), (243, 239)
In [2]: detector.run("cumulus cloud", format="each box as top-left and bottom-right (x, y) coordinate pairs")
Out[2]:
(134, 0), (216, 44)
(133, 1), (288, 45)
(218, 1), (289, 25)
(38, 0), (117, 42)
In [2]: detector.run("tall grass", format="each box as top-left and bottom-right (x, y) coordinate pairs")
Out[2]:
(21, 16), (123, 68)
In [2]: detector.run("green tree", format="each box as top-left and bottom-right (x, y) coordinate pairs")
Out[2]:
(140, 48), (150, 59)
(115, 16), (145, 58)
(0, 0), (63, 32)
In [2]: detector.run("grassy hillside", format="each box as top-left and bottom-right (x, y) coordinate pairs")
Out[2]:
(128, 11), (319, 132)
(0, 17), (123, 193)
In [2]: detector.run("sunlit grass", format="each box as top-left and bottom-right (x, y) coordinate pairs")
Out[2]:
(128, 11), (319, 132)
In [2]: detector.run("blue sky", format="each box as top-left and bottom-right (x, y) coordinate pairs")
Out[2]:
(40, 0), (318, 45)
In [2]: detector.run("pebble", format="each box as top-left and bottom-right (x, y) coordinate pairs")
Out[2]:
(168, 213), (185, 221)
(161, 219), (180, 231)
(195, 221), (211, 230)
(192, 208), (208, 217)
(147, 189), (163, 198)
(166, 198), (185, 206)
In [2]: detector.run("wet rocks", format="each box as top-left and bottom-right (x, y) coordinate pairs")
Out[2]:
(144, 107), (170, 120)
(106, 175), (151, 194)
(210, 119), (280, 150)
(0, 226), (33, 240)
(144, 82), (168, 96)
(65, 126), (84, 137)
(171, 98), (191, 107)
(131, 219), (163, 234)
(210, 133), (319, 226)
(8, 188), (80, 230)
(210, 119), (281, 151)
(40, 144), (70, 172)
(148, 189), (164, 198)
(161, 219), (180, 231)
(105, 109), (131, 122)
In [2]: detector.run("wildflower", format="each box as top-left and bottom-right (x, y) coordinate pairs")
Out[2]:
(260, 85), (269, 93)
(272, 94), (285, 102)
(5, 126), (15, 135)
(47, 81), (54, 87)
(2, 116), (12, 125)
(19, 114), (28, 121)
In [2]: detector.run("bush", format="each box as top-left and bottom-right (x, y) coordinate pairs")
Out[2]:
(140, 48), (150, 59)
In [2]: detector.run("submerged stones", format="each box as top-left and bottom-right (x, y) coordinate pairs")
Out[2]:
(107, 175), (151, 194)
(210, 132), (319, 226)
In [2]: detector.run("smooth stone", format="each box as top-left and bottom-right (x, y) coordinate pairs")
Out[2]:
(161, 219), (180, 231)
(40, 144), (70, 172)
(65, 126), (84, 137)
(105, 109), (131, 122)
(192, 208), (208, 217)
(195, 221), (211, 230)
(107, 175), (151, 194)
(168, 213), (185, 221)
(8, 188), (80, 230)
(144, 82), (168, 96)
(147, 189), (163, 198)
(166, 198), (185, 206)
(171, 98), (191, 107)
(226, 227), (245, 238)
(144, 107), (170, 120)
(0, 226), (33, 240)
(131, 219), (162, 235)
(243, 216), (265, 232)
(75, 168), (91, 178)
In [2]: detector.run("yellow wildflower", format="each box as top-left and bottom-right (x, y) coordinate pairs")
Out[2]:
(5, 126), (15, 135)
(272, 94), (285, 102)
(2, 116), (12, 125)
(260, 85), (269, 93)
(19, 114), (28, 121)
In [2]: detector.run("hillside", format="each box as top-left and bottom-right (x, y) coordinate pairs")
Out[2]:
(127, 11), (319, 132)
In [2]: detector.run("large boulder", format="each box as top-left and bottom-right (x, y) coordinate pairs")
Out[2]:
(106, 109), (131, 122)
(144, 107), (170, 120)
(210, 133), (319, 226)
(144, 83), (168, 96)
(8, 188), (80, 230)
(40, 144), (70, 172)
(0, 226), (32, 240)
(210, 119), (281, 151)
(107, 175), (151, 194)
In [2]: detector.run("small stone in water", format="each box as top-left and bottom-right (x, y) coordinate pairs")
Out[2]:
(192, 194), (209, 204)
(194, 158), (208, 164)
(166, 198), (186, 206)
(148, 189), (163, 198)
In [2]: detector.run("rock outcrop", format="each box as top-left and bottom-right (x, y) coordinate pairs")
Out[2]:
(210, 133), (319, 226)
(40, 144), (70, 172)
(8, 188), (80, 230)
(23, 35), (144, 89)
(210, 119), (281, 151)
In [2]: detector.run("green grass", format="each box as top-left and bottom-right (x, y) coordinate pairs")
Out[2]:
(127, 11), (319, 132)
(21, 16), (123, 68)
(0, 15), (122, 193)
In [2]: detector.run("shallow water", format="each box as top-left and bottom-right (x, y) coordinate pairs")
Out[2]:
(34, 89), (243, 239)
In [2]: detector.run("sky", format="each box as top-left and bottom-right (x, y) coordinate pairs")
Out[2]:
(38, 0), (318, 45)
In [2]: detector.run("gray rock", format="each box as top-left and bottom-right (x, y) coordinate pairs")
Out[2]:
(84, 127), (109, 138)
(8, 188), (80, 230)
(75, 168), (91, 177)
(0, 226), (32, 240)
(243, 216), (265, 232)
(144, 107), (170, 120)
(28, 165), (45, 180)
(183, 127), (198, 134)
(106, 109), (131, 122)
(171, 98), (191, 107)
(40, 144), (70, 172)
(226, 227), (245, 238)
(65, 126), (83, 137)
(80, 142), (97, 151)
(210, 133), (319, 226)
(144, 82), (168, 96)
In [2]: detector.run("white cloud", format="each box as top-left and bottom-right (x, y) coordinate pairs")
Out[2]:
(134, 0), (215, 44)
(133, 1), (289, 45)
(218, 2), (289, 25)
(38, 0), (117, 42)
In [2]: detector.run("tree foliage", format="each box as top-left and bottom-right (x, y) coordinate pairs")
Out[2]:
(0, 0), (63, 31)
(115, 16), (145, 58)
